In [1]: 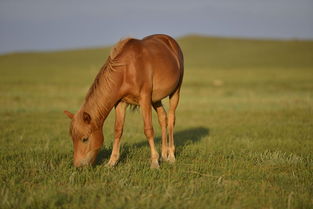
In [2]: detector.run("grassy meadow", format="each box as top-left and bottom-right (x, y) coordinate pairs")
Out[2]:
(0, 35), (313, 209)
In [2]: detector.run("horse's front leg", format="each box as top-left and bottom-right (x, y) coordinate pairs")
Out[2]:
(107, 101), (127, 167)
(140, 94), (160, 169)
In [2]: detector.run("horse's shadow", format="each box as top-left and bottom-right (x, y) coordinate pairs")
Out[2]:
(95, 127), (209, 165)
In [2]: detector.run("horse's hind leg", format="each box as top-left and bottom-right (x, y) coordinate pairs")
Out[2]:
(168, 88), (180, 163)
(153, 101), (168, 161)
(140, 94), (159, 169)
(107, 101), (127, 167)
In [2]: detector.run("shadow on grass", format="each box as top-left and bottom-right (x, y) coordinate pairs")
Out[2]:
(131, 126), (210, 148)
(94, 149), (111, 166)
(95, 127), (209, 166)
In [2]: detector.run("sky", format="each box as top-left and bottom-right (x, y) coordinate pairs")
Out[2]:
(0, 0), (313, 54)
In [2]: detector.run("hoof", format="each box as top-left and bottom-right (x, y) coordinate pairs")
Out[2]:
(150, 159), (160, 169)
(161, 150), (168, 160)
(106, 163), (115, 168)
(106, 159), (118, 167)
(167, 154), (176, 164)
(161, 155), (169, 162)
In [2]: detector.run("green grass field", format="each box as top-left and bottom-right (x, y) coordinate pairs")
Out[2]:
(1, 35), (313, 209)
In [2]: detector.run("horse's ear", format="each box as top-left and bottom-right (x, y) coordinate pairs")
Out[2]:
(83, 112), (91, 124)
(64, 110), (74, 119)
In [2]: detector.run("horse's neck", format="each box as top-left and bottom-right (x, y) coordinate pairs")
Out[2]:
(82, 70), (120, 127)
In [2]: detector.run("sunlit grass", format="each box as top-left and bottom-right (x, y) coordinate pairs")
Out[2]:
(0, 36), (312, 209)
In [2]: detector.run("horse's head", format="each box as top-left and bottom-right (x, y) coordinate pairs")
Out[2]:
(64, 110), (103, 167)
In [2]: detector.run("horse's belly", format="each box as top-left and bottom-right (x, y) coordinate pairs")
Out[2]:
(122, 84), (177, 105)
(122, 78), (179, 104)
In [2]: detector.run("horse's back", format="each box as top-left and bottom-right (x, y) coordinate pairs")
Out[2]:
(144, 34), (182, 53)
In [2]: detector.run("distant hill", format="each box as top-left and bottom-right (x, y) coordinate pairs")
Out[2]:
(1, 35), (312, 70)
(178, 35), (313, 69)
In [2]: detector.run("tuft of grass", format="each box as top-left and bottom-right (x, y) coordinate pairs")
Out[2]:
(0, 35), (312, 209)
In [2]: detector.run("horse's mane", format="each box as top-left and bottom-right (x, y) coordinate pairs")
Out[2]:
(85, 38), (133, 101)
(110, 38), (132, 60)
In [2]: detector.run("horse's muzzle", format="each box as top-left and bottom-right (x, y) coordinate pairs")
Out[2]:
(73, 149), (99, 167)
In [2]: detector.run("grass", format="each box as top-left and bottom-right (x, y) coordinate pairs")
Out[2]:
(0, 35), (313, 209)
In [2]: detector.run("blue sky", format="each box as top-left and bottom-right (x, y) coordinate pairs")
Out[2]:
(0, 0), (312, 53)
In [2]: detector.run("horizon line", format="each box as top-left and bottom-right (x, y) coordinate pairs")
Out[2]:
(1, 33), (313, 56)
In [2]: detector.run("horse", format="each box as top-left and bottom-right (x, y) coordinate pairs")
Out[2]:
(64, 34), (184, 168)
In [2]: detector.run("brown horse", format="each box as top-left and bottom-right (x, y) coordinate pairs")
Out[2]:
(64, 34), (184, 168)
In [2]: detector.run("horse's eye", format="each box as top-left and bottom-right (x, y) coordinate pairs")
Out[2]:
(81, 137), (89, 143)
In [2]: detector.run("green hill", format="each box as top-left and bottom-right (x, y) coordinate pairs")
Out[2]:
(1, 35), (313, 71)
(179, 35), (313, 69)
